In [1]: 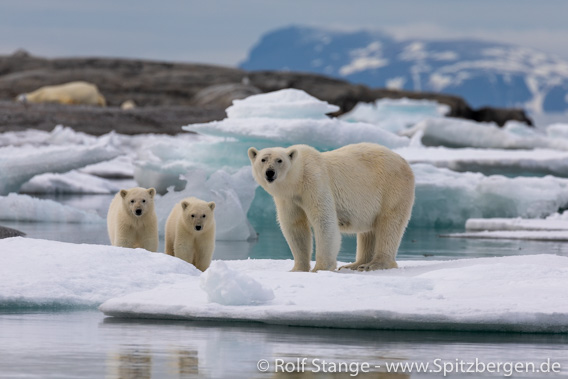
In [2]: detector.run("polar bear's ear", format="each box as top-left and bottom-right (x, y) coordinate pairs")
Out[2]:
(181, 201), (189, 210)
(147, 188), (156, 198)
(248, 147), (258, 162)
(288, 148), (298, 161)
(208, 202), (216, 211)
(120, 189), (128, 198)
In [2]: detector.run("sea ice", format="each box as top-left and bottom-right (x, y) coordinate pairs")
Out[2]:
(466, 215), (568, 231)
(20, 170), (120, 194)
(442, 230), (568, 241)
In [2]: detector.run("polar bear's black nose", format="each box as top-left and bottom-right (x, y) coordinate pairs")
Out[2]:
(266, 169), (276, 182)
(195, 225), (202, 231)
(135, 209), (142, 216)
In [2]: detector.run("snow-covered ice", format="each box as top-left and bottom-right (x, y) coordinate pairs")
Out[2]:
(20, 170), (121, 194)
(466, 215), (568, 231)
(0, 237), (565, 332)
(100, 254), (568, 333)
(0, 237), (199, 309)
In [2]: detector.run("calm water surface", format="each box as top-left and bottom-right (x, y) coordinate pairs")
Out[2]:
(2, 194), (568, 378)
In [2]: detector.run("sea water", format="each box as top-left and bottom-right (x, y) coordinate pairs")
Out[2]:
(1, 194), (567, 378)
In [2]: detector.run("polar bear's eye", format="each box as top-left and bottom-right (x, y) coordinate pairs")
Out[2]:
(130, 200), (135, 204)
(191, 214), (195, 218)
(261, 158), (266, 163)
(142, 199), (146, 203)
(277, 159), (283, 163)
(203, 214), (206, 218)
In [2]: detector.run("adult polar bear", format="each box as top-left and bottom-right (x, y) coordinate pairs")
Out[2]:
(248, 143), (414, 272)
(16, 81), (106, 106)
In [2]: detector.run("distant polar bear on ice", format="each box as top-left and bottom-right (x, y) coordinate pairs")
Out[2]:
(107, 187), (158, 252)
(248, 143), (415, 272)
(165, 197), (216, 271)
(16, 81), (107, 106)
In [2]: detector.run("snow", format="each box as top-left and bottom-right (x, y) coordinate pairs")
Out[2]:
(0, 237), (199, 309)
(466, 216), (568, 231)
(200, 261), (274, 305)
(99, 254), (568, 333)
(0, 193), (103, 223)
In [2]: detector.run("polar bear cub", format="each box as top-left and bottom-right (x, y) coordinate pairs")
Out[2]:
(165, 197), (216, 271)
(248, 143), (415, 272)
(107, 187), (158, 252)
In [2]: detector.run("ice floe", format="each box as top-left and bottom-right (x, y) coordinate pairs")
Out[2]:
(442, 230), (568, 242)
(100, 254), (568, 333)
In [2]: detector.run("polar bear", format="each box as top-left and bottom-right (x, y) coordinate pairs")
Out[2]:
(107, 187), (158, 252)
(16, 81), (106, 106)
(165, 197), (216, 271)
(248, 143), (415, 272)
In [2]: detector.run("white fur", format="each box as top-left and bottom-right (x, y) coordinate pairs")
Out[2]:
(16, 81), (106, 106)
(248, 143), (415, 272)
(107, 187), (158, 252)
(165, 197), (216, 271)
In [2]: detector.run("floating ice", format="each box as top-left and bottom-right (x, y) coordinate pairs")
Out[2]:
(157, 166), (258, 241)
(442, 230), (568, 241)
(465, 216), (568, 231)
(341, 97), (449, 133)
(20, 170), (120, 194)
(412, 164), (568, 227)
(0, 193), (104, 223)
(200, 261), (274, 305)
(0, 237), (199, 309)
(410, 118), (568, 150)
(397, 146), (568, 177)
(184, 89), (409, 150)
(101, 255), (568, 333)
(226, 88), (339, 119)
(0, 139), (120, 195)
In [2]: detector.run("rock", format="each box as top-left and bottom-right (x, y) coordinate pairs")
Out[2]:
(0, 225), (25, 239)
(471, 106), (534, 126)
(189, 83), (261, 109)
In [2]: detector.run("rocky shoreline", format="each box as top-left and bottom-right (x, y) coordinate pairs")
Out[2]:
(0, 51), (532, 135)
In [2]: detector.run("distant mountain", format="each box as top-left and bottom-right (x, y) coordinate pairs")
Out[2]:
(240, 26), (568, 114)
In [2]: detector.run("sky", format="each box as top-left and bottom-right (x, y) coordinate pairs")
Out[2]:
(1, 0), (568, 67)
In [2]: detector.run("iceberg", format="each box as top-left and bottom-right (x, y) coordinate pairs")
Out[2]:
(100, 254), (568, 333)
(184, 89), (409, 150)
(0, 237), (198, 309)
(20, 170), (121, 194)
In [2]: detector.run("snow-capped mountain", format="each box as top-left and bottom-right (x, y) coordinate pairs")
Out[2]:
(240, 26), (568, 114)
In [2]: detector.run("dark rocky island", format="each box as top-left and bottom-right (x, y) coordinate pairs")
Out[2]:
(0, 51), (532, 135)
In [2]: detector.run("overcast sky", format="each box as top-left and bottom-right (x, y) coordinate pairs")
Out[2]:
(1, 0), (567, 67)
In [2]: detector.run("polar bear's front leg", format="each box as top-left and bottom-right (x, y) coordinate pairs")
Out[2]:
(275, 198), (312, 272)
(307, 193), (341, 272)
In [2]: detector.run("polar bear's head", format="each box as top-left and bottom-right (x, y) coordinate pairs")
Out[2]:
(248, 146), (298, 189)
(180, 198), (216, 232)
(120, 187), (156, 218)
